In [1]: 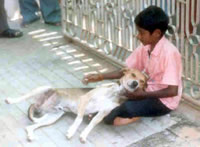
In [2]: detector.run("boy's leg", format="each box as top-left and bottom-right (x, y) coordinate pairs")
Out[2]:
(113, 117), (140, 126)
(39, 0), (61, 25)
(104, 98), (171, 126)
(19, 0), (40, 25)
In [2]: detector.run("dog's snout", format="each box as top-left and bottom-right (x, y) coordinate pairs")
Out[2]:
(130, 81), (138, 88)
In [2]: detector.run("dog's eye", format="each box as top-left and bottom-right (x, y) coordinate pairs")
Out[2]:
(131, 73), (136, 77)
(140, 80), (144, 83)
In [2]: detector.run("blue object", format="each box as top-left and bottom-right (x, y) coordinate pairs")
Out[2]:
(19, 0), (61, 24)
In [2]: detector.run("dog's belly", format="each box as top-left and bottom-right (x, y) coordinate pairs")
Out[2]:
(59, 96), (110, 115)
(59, 98), (78, 113)
(84, 97), (117, 115)
(56, 88), (93, 113)
(83, 86), (119, 115)
(57, 86), (119, 115)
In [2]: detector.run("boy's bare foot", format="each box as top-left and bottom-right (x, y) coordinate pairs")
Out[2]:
(113, 117), (140, 126)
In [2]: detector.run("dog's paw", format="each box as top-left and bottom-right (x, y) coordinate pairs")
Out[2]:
(66, 130), (74, 139)
(79, 135), (87, 143)
(66, 133), (72, 139)
(27, 135), (36, 142)
(5, 98), (13, 104)
(25, 127), (36, 142)
(66, 126), (77, 139)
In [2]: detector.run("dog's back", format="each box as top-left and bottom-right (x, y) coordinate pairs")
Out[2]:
(55, 88), (93, 100)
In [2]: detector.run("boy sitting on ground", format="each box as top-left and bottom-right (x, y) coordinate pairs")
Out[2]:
(82, 6), (182, 126)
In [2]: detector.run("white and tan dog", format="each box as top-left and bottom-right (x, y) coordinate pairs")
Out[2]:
(5, 69), (147, 143)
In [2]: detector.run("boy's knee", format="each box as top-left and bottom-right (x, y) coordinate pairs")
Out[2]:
(103, 115), (114, 125)
(103, 106), (122, 125)
(120, 102), (132, 113)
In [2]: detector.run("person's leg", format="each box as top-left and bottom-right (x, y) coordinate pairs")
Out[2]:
(104, 98), (171, 126)
(19, 0), (40, 25)
(113, 117), (140, 126)
(39, 0), (61, 25)
(0, 0), (23, 37)
(0, 0), (9, 33)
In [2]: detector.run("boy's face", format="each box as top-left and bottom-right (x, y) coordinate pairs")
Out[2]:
(136, 26), (155, 46)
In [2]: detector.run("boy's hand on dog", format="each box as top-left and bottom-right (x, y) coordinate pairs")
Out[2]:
(82, 74), (103, 85)
(125, 88), (145, 99)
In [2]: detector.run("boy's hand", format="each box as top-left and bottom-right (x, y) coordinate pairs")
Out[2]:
(82, 74), (103, 85)
(125, 88), (145, 99)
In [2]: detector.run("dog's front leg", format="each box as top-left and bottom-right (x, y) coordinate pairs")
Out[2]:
(66, 97), (87, 139)
(5, 86), (52, 104)
(25, 111), (64, 141)
(80, 111), (110, 143)
(66, 114), (84, 139)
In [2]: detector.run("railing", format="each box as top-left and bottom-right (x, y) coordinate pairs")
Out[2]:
(61, 0), (200, 108)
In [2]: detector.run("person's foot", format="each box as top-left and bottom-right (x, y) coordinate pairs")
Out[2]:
(21, 17), (40, 27)
(113, 117), (140, 126)
(0, 29), (23, 38)
(45, 21), (61, 26)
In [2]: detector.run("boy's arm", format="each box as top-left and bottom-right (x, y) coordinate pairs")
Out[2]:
(125, 85), (178, 100)
(82, 69), (124, 84)
(101, 69), (124, 80)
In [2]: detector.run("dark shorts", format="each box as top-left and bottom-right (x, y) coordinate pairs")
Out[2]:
(104, 98), (172, 125)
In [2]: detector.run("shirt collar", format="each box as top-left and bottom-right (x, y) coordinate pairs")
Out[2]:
(143, 36), (166, 56)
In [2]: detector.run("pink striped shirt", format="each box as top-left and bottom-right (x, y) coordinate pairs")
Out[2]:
(126, 36), (182, 110)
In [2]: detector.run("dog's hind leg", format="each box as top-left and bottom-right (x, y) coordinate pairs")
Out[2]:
(25, 111), (64, 141)
(79, 110), (110, 143)
(5, 86), (52, 104)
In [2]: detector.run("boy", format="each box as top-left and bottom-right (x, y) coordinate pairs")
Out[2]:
(82, 6), (182, 126)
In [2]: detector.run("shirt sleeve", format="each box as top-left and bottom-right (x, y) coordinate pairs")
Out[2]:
(161, 51), (182, 86)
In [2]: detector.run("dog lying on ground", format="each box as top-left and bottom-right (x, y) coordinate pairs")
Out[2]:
(5, 68), (147, 143)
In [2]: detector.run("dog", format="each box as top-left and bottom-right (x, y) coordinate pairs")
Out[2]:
(5, 68), (147, 143)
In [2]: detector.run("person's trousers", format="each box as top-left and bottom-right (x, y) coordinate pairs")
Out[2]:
(19, 0), (61, 23)
(0, 0), (9, 33)
(104, 98), (172, 125)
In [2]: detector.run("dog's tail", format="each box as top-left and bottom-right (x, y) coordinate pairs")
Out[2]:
(28, 104), (48, 123)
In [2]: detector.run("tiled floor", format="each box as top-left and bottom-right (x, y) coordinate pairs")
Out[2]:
(0, 20), (200, 147)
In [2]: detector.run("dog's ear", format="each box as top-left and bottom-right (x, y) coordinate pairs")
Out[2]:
(142, 71), (149, 81)
(122, 68), (134, 75)
(142, 71), (149, 90)
(121, 68), (129, 74)
(143, 81), (148, 90)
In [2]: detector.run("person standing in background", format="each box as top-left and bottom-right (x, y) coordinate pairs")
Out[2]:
(0, 0), (23, 38)
(19, 0), (61, 27)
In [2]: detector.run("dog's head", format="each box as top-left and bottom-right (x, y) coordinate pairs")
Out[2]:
(120, 68), (148, 92)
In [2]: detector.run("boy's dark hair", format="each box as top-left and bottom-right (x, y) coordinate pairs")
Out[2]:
(134, 6), (169, 35)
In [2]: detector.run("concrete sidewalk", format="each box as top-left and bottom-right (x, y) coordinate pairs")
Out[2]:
(0, 20), (200, 147)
